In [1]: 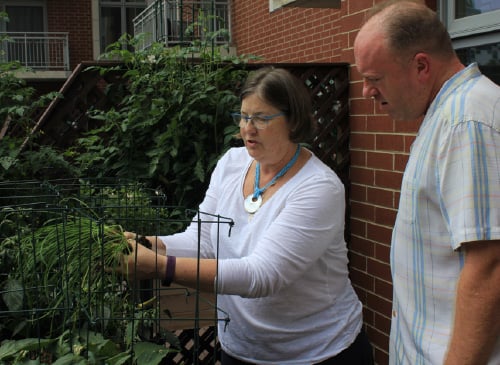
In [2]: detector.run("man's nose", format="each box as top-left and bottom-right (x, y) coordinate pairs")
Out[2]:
(362, 82), (377, 99)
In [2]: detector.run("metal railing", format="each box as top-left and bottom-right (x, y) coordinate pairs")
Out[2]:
(133, 0), (231, 50)
(0, 32), (70, 71)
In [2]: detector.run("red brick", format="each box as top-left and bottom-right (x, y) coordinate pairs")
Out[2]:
(367, 292), (392, 317)
(404, 135), (417, 153)
(349, 251), (368, 271)
(394, 153), (410, 172)
(375, 312), (391, 335)
(350, 236), (375, 257)
(374, 343), (390, 365)
(375, 170), (403, 190)
(350, 166), (375, 186)
(349, 114), (368, 132)
(367, 258), (392, 283)
(351, 201), (375, 221)
(395, 118), (421, 133)
(367, 223), (392, 246)
(376, 133), (405, 152)
(351, 98), (377, 115)
(367, 187), (393, 207)
(350, 150), (367, 167)
(350, 267), (374, 292)
(370, 331), (390, 354)
(375, 206), (397, 226)
(366, 115), (394, 133)
(350, 217), (367, 237)
(367, 151), (394, 170)
(362, 307), (375, 326)
(374, 243), (391, 265)
(375, 278), (393, 300)
(348, 0), (374, 15)
(351, 133), (375, 150)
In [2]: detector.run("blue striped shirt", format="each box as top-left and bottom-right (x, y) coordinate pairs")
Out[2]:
(389, 63), (500, 364)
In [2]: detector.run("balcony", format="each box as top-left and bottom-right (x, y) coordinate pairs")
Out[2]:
(0, 32), (70, 80)
(133, 0), (231, 51)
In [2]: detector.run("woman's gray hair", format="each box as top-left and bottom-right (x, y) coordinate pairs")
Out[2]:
(239, 66), (317, 143)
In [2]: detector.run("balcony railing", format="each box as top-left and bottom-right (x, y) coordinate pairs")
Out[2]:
(0, 32), (70, 71)
(133, 0), (231, 50)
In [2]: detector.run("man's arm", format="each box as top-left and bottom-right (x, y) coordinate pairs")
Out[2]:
(445, 240), (500, 365)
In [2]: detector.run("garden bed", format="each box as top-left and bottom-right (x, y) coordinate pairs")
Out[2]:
(0, 179), (228, 364)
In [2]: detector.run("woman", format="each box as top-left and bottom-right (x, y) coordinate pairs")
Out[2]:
(123, 67), (373, 364)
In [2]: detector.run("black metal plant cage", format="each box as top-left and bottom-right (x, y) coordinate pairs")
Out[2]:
(0, 178), (232, 365)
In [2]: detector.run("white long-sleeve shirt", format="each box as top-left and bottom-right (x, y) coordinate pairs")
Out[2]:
(160, 147), (362, 364)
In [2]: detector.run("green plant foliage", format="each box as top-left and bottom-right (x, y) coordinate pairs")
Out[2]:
(0, 44), (68, 181)
(1, 213), (130, 337)
(74, 34), (254, 207)
(0, 181), (189, 364)
(1, 11), (65, 180)
(0, 13), (253, 361)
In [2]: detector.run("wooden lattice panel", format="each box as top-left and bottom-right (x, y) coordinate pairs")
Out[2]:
(163, 327), (220, 364)
(289, 65), (350, 186)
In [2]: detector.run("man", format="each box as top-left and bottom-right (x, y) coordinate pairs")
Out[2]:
(354, 1), (500, 364)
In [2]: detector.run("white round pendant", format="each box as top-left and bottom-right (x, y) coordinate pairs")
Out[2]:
(244, 194), (262, 214)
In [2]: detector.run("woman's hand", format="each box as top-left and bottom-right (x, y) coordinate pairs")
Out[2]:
(120, 236), (167, 281)
(124, 232), (166, 255)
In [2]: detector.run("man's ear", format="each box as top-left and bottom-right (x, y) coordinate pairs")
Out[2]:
(414, 52), (431, 80)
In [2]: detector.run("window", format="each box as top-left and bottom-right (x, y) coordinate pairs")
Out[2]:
(269, 0), (340, 12)
(100, 0), (146, 53)
(440, 0), (500, 86)
(455, 0), (500, 18)
(0, 1), (47, 66)
(456, 41), (500, 85)
(3, 4), (44, 32)
(443, 0), (500, 38)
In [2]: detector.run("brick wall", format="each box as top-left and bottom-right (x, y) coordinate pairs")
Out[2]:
(231, 1), (435, 363)
(47, 0), (93, 69)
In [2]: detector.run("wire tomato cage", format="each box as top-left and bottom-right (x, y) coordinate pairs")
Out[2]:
(0, 178), (232, 365)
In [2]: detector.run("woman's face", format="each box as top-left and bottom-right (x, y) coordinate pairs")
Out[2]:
(239, 93), (292, 164)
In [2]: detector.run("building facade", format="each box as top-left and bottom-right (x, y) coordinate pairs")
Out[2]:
(2, 0), (499, 363)
(0, 0), (146, 86)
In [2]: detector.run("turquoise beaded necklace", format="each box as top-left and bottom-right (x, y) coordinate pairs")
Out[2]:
(244, 144), (301, 214)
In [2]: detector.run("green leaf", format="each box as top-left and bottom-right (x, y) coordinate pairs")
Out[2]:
(2, 278), (23, 311)
(0, 338), (54, 360)
(0, 156), (16, 170)
(133, 342), (171, 365)
(106, 352), (132, 365)
(194, 159), (205, 182)
(52, 353), (88, 365)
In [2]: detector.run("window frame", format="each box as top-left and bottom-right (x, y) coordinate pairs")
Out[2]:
(438, 0), (500, 86)
(440, 0), (500, 38)
(0, 0), (47, 33)
(269, 0), (340, 12)
(98, 0), (146, 53)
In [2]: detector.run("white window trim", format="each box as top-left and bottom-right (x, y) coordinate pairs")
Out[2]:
(92, 0), (100, 60)
(440, 0), (500, 39)
(269, 0), (340, 12)
(269, 0), (291, 12)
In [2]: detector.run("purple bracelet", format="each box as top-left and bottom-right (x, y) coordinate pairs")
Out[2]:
(162, 255), (176, 287)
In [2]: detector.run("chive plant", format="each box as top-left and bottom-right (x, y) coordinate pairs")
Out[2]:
(10, 214), (131, 338)
(0, 183), (183, 363)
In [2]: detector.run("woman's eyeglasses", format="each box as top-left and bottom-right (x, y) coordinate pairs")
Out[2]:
(231, 112), (285, 130)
